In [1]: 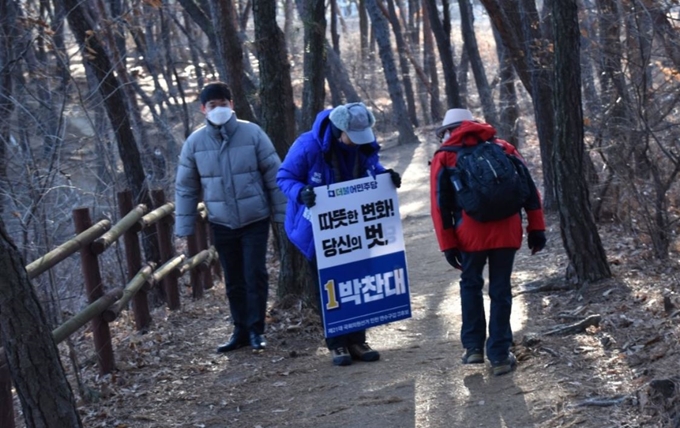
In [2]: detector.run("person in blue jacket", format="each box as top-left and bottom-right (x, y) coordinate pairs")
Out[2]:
(277, 102), (401, 366)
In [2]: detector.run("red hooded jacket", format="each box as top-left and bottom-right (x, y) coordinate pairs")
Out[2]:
(429, 121), (546, 252)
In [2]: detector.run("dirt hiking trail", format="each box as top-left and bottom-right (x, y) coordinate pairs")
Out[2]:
(56, 130), (655, 428)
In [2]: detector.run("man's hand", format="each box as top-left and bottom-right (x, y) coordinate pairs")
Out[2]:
(385, 169), (402, 188)
(300, 185), (316, 208)
(528, 230), (546, 255)
(444, 248), (462, 270)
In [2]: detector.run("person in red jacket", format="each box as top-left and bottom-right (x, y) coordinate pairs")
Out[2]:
(429, 108), (546, 376)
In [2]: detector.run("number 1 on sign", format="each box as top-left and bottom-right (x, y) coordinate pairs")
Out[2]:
(324, 280), (339, 310)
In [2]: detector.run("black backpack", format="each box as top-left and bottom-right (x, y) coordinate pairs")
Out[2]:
(437, 141), (531, 222)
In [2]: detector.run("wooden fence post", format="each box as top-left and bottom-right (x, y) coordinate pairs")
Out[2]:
(0, 345), (15, 428)
(151, 190), (180, 310)
(194, 217), (213, 291)
(118, 191), (151, 330)
(73, 208), (115, 375)
(186, 231), (204, 299)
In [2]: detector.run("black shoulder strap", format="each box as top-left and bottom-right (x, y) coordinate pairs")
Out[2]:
(435, 142), (483, 155)
(435, 145), (462, 154)
(434, 139), (498, 163)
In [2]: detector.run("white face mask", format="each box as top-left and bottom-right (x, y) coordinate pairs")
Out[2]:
(206, 106), (233, 126)
(442, 130), (451, 141)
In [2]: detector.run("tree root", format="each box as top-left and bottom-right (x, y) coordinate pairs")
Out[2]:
(570, 395), (628, 407)
(543, 314), (601, 336)
(515, 281), (572, 295)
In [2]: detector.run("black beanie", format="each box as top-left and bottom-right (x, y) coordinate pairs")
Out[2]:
(199, 82), (232, 105)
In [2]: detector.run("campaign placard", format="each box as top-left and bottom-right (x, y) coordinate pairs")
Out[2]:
(309, 173), (411, 338)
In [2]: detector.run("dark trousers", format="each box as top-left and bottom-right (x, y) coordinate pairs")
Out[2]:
(459, 248), (516, 362)
(308, 258), (366, 349)
(211, 219), (270, 336)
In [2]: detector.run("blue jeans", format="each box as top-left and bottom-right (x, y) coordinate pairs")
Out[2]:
(308, 258), (366, 349)
(211, 219), (270, 336)
(459, 248), (516, 362)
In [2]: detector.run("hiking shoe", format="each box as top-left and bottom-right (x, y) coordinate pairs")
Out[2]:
(216, 333), (248, 353)
(461, 348), (485, 364)
(331, 347), (352, 366)
(348, 343), (380, 362)
(490, 352), (517, 376)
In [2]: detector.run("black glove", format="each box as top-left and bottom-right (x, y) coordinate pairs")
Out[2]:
(444, 249), (462, 270)
(386, 169), (402, 188)
(300, 185), (316, 208)
(528, 230), (546, 255)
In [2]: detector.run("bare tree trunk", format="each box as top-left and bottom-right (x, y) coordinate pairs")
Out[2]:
(631, 2), (674, 258)
(385, 0), (418, 127)
(284, 0), (297, 57)
(236, 25), (260, 99)
(252, 0), (312, 300)
(458, 0), (497, 125)
(572, 0), (601, 197)
(408, 0), (431, 124)
(579, 0), (601, 120)
(624, 0), (652, 93)
(84, 68), (117, 195)
(51, 0), (70, 92)
(457, 45), (469, 107)
(0, 219), (83, 427)
(480, 0), (557, 209)
(0, 0), (19, 215)
(493, 26), (519, 146)
(207, 0), (256, 122)
(299, 0), (326, 130)
(63, 0), (160, 272)
(365, 0), (419, 145)
(149, 8), (176, 97)
(109, 0), (127, 65)
(325, 58), (344, 106)
(31, 15), (62, 160)
(625, 1), (653, 179)
(597, 0), (627, 103)
(591, 0), (638, 212)
(422, 3), (443, 123)
(0, 339), (14, 426)
(236, 0), (251, 30)
(182, 9), (205, 89)
(330, 0), (340, 54)
(639, 0), (680, 69)
(519, 0), (556, 209)
(94, 5), (156, 182)
(325, 41), (361, 103)
(552, 0), (611, 284)
(127, 11), (177, 113)
(356, 0), (367, 53)
(160, 9), (191, 138)
(170, 10), (212, 132)
(176, 0), (227, 79)
(423, 0), (462, 108)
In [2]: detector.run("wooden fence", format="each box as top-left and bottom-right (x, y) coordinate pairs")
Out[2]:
(0, 190), (219, 428)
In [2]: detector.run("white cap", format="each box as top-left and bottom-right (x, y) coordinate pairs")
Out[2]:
(435, 108), (474, 138)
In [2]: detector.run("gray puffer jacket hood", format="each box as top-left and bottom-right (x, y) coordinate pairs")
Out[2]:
(174, 114), (286, 236)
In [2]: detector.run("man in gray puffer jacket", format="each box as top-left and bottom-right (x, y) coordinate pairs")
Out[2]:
(175, 82), (286, 354)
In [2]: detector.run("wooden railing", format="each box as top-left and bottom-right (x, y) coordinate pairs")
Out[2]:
(0, 190), (219, 428)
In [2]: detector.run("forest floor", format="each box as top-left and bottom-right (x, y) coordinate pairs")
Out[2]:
(14, 127), (680, 428)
